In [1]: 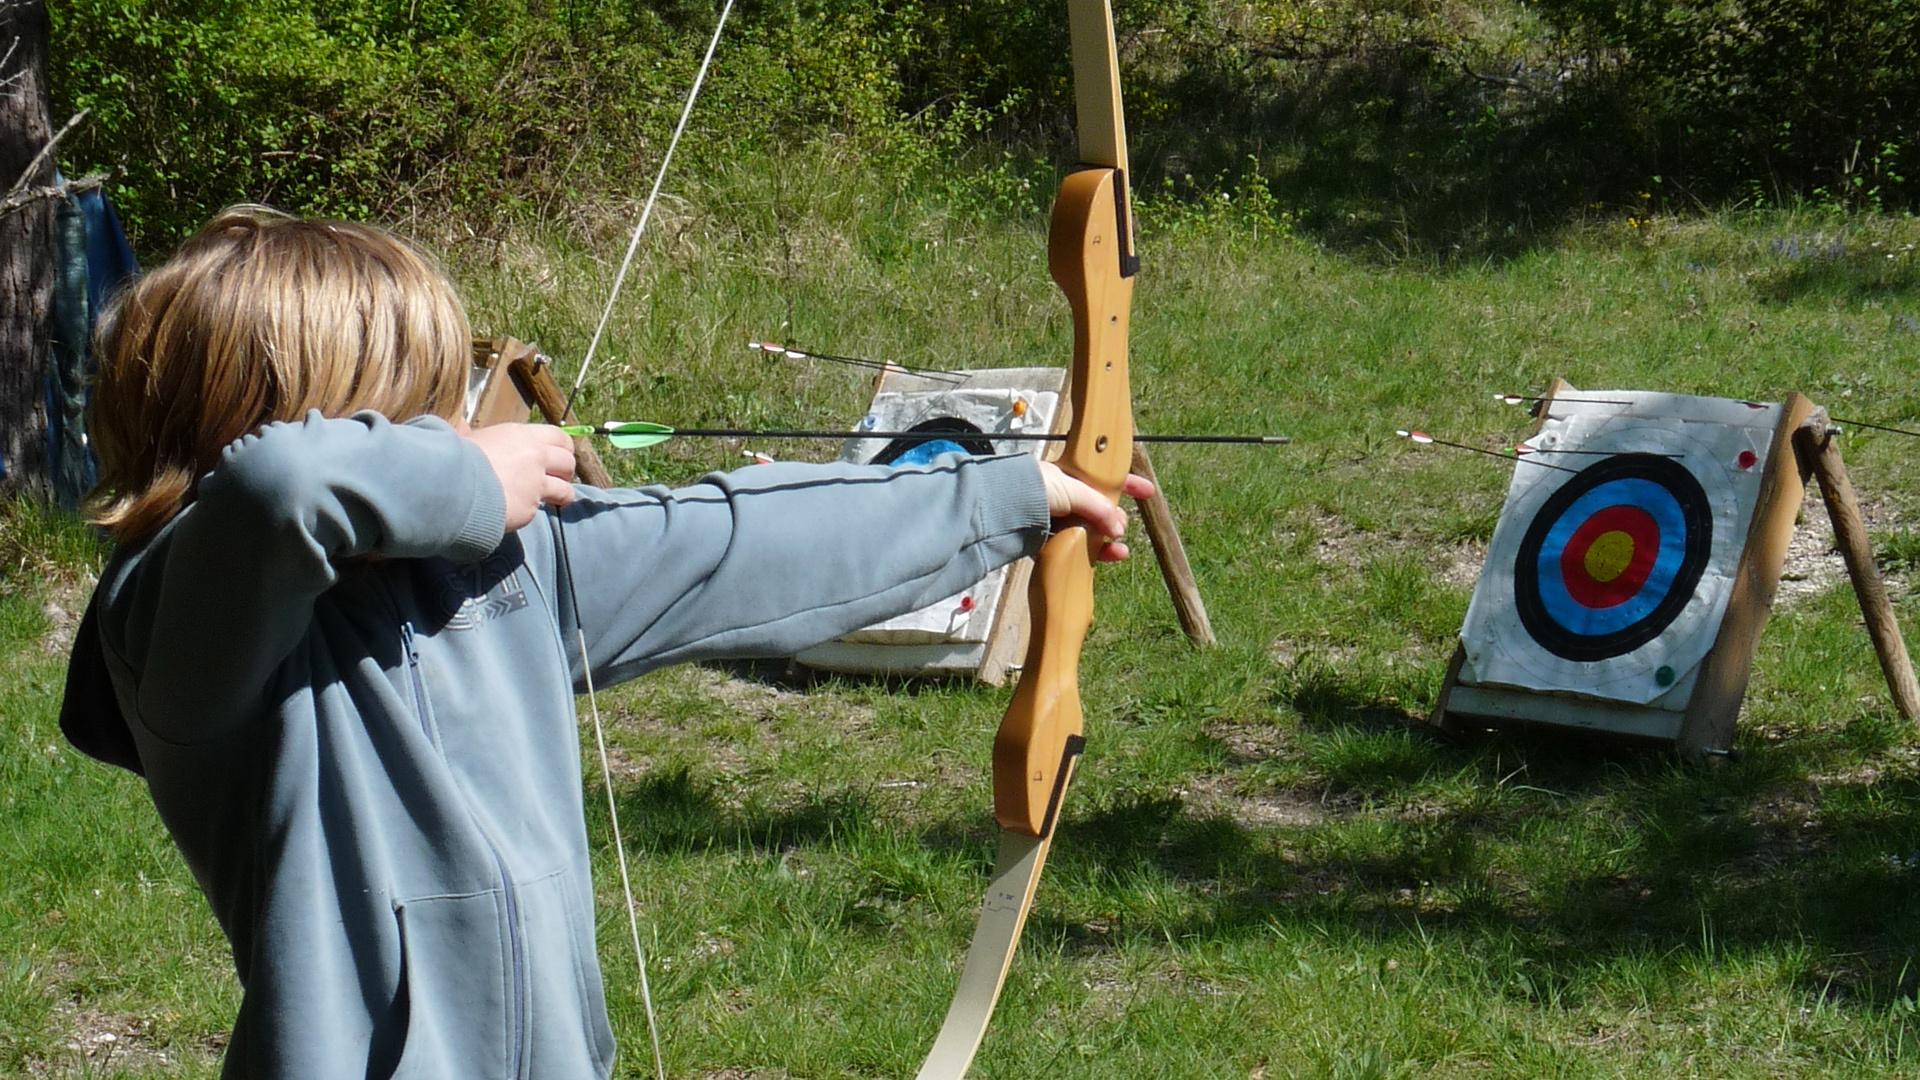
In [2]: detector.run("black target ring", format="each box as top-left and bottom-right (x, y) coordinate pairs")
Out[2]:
(1513, 453), (1713, 662)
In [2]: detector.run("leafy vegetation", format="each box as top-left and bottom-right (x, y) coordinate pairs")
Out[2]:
(49, 1), (1920, 256)
(1535, 0), (1920, 212)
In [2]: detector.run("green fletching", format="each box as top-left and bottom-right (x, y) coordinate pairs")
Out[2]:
(558, 421), (676, 450)
(600, 421), (676, 450)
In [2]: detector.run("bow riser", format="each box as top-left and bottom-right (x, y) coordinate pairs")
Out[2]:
(990, 166), (1134, 838)
(1048, 166), (1136, 497)
(992, 530), (1092, 835)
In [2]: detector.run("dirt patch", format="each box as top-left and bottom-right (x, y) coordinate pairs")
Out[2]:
(1184, 773), (1327, 830)
(1205, 718), (1292, 763)
(1774, 491), (1849, 607)
(1776, 488), (1908, 608)
(1435, 540), (1489, 590)
(20, 574), (93, 660)
(1729, 781), (1828, 877)
(1284, 507), (1486, 592)
(23, 997), (219, 1077)
(1291, 508), (1363, 571)
(1267, 636), (1360, 670)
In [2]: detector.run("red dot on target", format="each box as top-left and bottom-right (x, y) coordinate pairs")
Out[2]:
(958, 596), (975, 612)
(1736, 449), (1758, 469)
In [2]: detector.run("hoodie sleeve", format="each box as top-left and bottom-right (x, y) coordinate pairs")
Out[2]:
(545, 453), (1051, 686)
(101, 411), (507, 745)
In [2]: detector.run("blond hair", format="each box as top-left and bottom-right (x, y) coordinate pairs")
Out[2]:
(87, 206), (472, 542)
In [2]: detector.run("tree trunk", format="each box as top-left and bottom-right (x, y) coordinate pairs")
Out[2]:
(0, 0), (54, 496)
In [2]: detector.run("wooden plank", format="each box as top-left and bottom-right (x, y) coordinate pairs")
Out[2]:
(468, 336), (613, 488)
(1427, 643), (1471, 736)
(469, 338), (533, 428)
(1676, 392), (1816, 757)
(1448, 684), (1685, 742)
(506, 349), (613, 487)
(976, 559), (1036, 686)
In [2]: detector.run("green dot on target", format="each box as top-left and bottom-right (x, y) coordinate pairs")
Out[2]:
(1655, 665), (1675, 686)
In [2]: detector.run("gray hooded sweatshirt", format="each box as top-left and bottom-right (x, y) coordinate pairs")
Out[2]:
(57, 411), (1051, 1079)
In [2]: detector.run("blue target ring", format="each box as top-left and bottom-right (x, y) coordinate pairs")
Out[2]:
(1513, 454), (1712, 661)
(1532, 479), (1689, 636)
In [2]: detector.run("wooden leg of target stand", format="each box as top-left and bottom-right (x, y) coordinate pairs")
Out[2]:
(1129, 443), (1216, 648)
(513, 353), (614, 489)
(1795, 416), (1920, 723)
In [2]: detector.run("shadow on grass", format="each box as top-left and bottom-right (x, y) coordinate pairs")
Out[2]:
(609, 655), (1920, 1016)
(1749, 249), (1920, 305)
(705, 657), (995, 700)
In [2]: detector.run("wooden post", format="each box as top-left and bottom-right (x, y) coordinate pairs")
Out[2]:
(1128, 442), (1215, 647)
(1795, 414), (1920, 722)
(469, 337), (613, 488)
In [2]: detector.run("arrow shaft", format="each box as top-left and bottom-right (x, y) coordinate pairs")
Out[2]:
(582, 424), (1286, 445)
(1832, 415), (1920, 440)
(1420, 433), (1579, 474)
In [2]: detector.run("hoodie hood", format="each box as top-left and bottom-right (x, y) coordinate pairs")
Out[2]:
(59, 594), (144, 775)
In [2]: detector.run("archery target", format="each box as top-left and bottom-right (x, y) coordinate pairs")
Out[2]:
(1512, 453), (1712, 662)
(1460, 394), (1780, 706)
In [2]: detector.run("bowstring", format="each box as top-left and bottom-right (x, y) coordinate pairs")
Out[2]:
(562, 4), (736, 1078)
(563, 0), (737, 422)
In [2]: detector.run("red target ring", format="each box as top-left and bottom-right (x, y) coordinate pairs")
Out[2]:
(1559, 505), (1659, 608)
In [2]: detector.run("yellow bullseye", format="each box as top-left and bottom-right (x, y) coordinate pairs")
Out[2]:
(1583, 530), (1636, 582)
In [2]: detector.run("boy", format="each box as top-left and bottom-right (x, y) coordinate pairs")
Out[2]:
(57, 206), (1147, 1078)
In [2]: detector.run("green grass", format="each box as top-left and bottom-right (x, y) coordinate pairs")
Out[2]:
(7, 166), (1920, 1075)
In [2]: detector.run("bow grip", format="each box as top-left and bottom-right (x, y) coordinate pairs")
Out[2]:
(990, 164), (1135, 837)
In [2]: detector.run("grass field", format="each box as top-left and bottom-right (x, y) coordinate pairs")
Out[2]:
(5, 157), (1920, 1076)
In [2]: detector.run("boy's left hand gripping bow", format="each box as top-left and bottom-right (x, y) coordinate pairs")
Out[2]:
(914, 0), (1137, 1074)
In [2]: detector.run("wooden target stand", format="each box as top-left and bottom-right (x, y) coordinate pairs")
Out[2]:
(1430, 382), (1920, 758)
(467, 337), (613, 487)
(467, 336), (1218, 683)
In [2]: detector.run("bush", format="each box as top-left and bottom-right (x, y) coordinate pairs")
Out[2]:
(1536, 0), (1920, 209)
(49, 0), (931, 249)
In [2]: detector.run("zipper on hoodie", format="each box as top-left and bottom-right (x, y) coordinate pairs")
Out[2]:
(399, 619), (529, 1077)
(398, 622), (437, 745)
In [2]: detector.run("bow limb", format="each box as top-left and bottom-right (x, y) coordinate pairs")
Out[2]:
(915, 2), (1135, 1075)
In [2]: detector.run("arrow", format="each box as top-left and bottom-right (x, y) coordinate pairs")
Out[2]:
(560, 420), (1292, 451)
(1494, 392), (1635, 407)
(1831, 415), (1920, 440)
(1395, 429), (1579, 474)
(747, 340), (971, 383)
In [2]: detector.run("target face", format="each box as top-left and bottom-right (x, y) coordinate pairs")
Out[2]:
(1459, 398), (1778, 706)
(1513, 454), (1712, 661)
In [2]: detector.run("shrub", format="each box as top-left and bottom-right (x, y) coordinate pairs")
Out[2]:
(1535, 0), (1920, 208)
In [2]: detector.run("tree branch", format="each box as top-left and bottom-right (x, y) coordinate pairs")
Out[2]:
(0, 37), (20, 91)
(4, 106), (86, 201)
(0, 170), (105, 219)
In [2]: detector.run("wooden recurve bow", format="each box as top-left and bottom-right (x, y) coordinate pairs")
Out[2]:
(914, 0), (1137, 1074)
